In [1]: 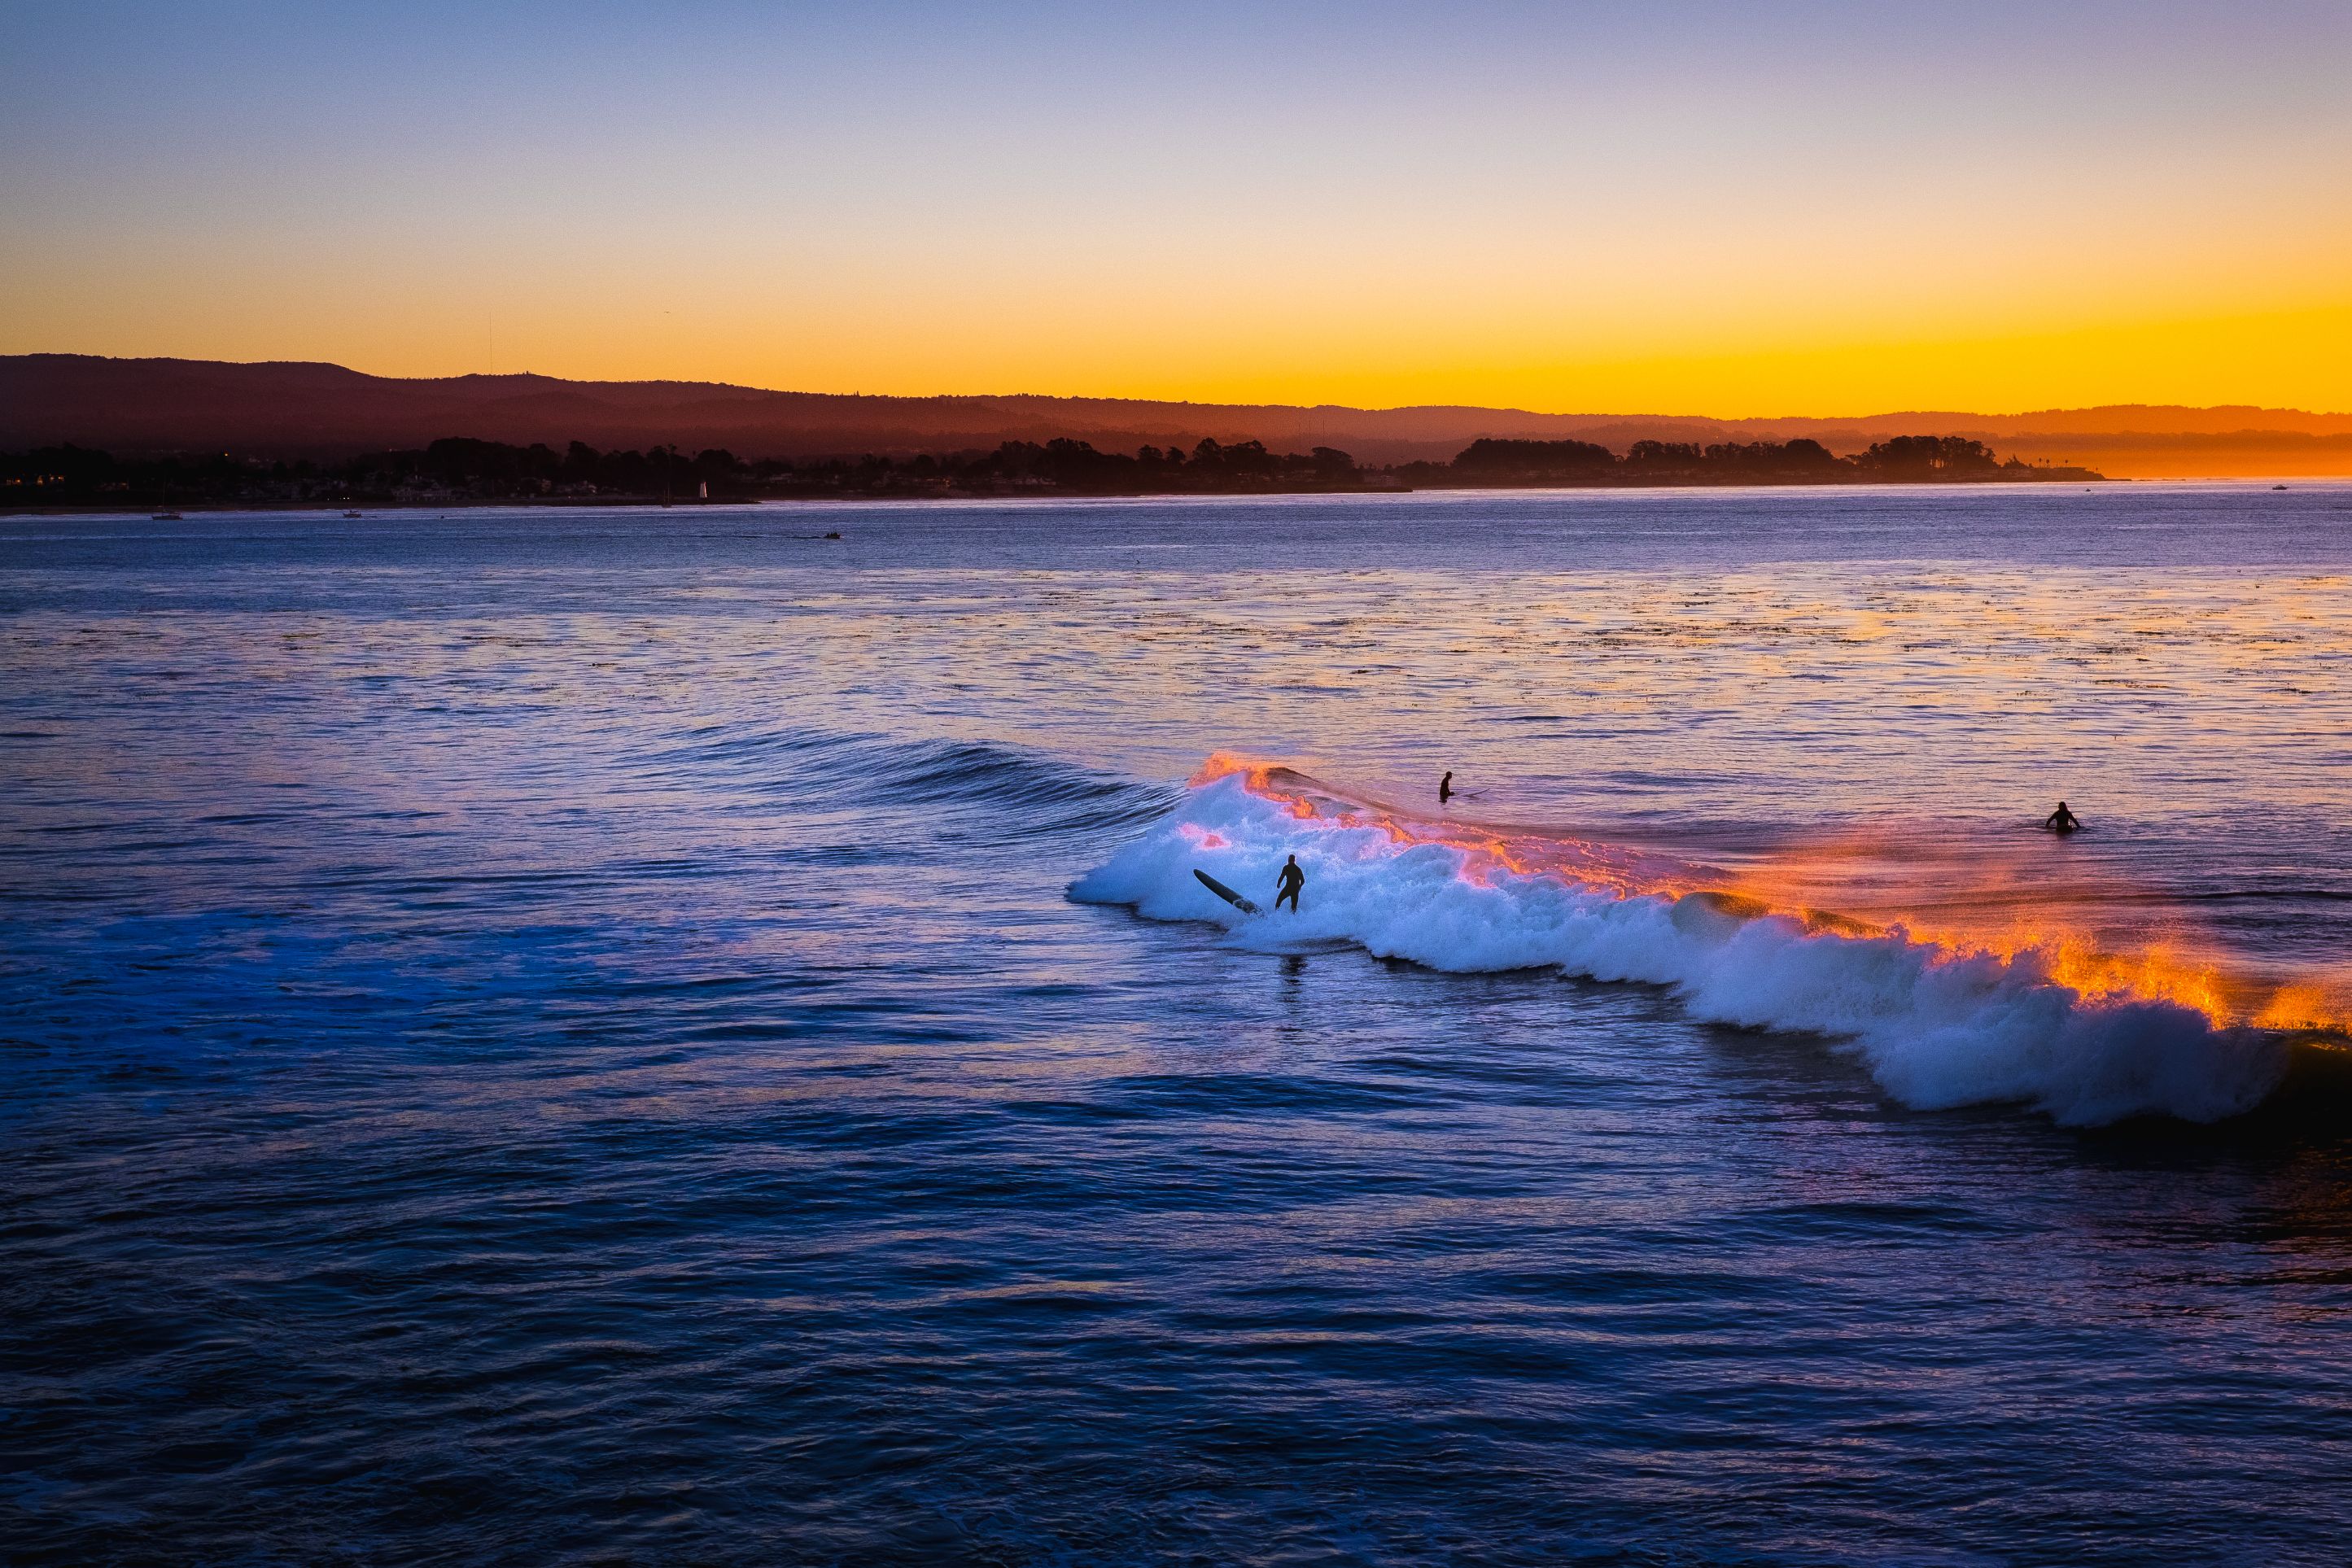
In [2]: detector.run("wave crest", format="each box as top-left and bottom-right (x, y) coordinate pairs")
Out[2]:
(1072, 762), (2295, 1125)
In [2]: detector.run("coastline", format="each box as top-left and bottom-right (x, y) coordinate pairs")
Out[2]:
(1, 470), (2132, 516)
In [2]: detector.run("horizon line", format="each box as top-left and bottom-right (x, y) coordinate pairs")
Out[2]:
(12, 352), (2350, 426)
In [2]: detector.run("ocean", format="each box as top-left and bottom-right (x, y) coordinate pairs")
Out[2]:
(5, 485), (2351, 1564)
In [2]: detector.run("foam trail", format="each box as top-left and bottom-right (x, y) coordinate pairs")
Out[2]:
(1069, 761), (2289, 1125)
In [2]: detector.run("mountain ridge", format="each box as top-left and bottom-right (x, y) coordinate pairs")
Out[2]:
(7, 355), (2350, 476)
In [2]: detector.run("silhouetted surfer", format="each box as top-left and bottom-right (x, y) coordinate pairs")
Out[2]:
(1274, 854), (1305, 913)
(2044, 800), (2082, 835)
(1439, 771), (1454, 805)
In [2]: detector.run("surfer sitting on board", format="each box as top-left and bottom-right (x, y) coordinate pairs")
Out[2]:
(1439, 771), (1454, 805)
(2043, 800), (2082, 834)
(1274, 854), (1305, 913)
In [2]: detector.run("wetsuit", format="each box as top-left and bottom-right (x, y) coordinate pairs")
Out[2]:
(1275, 861), (1305, 912)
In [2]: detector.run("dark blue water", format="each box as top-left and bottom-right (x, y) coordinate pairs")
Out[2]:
(6, 488), (2352, 1565)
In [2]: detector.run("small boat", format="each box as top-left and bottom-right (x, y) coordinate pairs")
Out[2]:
(152, 510), (182, 520)
(343, 509), (363, 518)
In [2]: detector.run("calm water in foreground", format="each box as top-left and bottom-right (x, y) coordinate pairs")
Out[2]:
(5, 485), (2352, 1565)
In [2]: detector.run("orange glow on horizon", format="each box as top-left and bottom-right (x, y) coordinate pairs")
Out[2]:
(11, 2), (2350, 421)
(15, 296), (2350, 424)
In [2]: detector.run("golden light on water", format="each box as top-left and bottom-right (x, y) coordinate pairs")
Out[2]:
(1200, 756), (2352, 1037)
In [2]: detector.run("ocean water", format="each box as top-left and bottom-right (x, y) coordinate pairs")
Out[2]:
(5, 484), (2352, 1565)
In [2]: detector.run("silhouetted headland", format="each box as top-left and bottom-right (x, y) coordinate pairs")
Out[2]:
(7, 356), (2346, 478)
(3, 433), (2103, 511)
(1407, 435), (2101, 487)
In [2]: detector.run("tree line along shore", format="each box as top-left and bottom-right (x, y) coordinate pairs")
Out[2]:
(2, 433), (2103, 509)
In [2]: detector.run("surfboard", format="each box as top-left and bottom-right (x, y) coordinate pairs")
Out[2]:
(1193, 868), (1261, 915)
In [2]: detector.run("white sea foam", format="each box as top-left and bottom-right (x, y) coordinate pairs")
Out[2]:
(1069, 770), (2286, 1125)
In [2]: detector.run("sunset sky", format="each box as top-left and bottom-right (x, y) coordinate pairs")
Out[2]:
(6, 0), (2349, 415)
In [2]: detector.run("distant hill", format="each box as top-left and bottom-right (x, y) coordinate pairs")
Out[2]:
(6, 355), (2350, 477)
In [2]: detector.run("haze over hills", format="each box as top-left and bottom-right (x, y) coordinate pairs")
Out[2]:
(7, 355), (2351, 478)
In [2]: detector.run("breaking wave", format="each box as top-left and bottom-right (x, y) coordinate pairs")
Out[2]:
(1070, 757), (2318, 1126)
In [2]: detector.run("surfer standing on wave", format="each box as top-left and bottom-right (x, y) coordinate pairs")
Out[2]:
(1274, 854), (1305, 913)
(2044, 800), (2083, 834)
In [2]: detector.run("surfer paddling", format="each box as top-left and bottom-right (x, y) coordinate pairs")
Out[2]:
(1274, 854), (1305, 913)
(1438, 771), (1484, 804)
(2043, 800), (2082, 835)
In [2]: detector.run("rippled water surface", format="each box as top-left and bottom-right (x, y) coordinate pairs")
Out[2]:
(6, 487), (2352, 1564)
